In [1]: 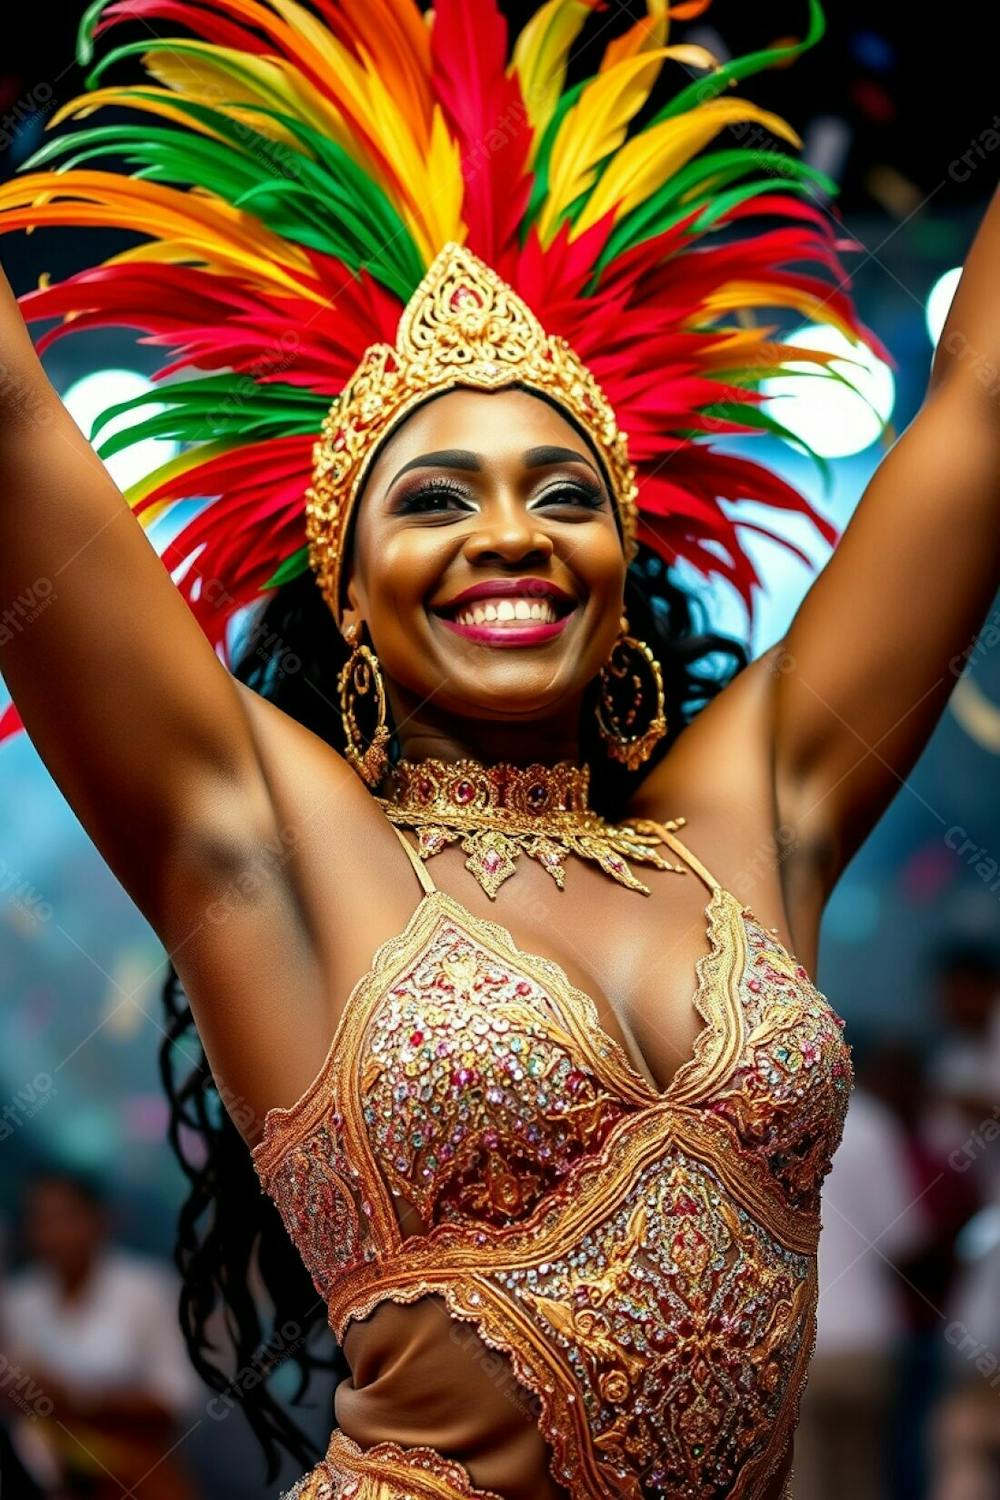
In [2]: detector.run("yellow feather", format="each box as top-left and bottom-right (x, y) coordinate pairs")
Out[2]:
(267, 0), (432, 144)
(510, 0), (601, 159)
(575, 98), (802, 235)
(361, 79), (464, 261)
(599, 0), (670, 71)
(420, 104), (466, 255)
(0, 171), (322, 301)
(105, 240), (328, 304)
(140, 44), (354, 155)
(539, 44), (720, 242)
(698, 281), (861, 344)
(48, 86), (240, 144)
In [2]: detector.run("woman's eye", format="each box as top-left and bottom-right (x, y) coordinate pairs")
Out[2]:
(396, 481), (472, 514)
(535, 482), (605, 510)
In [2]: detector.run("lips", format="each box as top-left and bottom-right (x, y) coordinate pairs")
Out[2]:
(429, 578), (578, 648)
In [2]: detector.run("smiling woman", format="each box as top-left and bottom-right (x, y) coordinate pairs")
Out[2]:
(2, 0), (999, 1497)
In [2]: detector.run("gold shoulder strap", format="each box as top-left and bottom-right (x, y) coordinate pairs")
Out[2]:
(645, 818), (721, 895)
(392, 825), (437, 896)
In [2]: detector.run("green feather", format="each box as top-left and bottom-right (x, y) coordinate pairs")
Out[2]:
(595, 154), (835, 272)
(264, 546), (311, 589)
(76, 0), (112, 67)
(523, 78), (588, 233)
(688, 175), (831, 232)
(648, 0), (826, 127)
(23, 87), (424, 298)
(88, 375), (328, 459)
(700, 399), (833, 489)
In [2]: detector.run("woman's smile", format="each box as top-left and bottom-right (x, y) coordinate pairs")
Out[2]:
(430, 577), (578, 647)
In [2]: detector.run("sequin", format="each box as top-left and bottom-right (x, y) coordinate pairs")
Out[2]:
(251, 833), (853, 1500)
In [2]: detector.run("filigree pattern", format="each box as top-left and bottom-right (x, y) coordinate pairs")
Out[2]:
(279, 1430), (504, 1499)
(251, 841), (853, 1500)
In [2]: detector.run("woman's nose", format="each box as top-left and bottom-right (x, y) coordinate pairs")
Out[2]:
(461, 501), (554, 565)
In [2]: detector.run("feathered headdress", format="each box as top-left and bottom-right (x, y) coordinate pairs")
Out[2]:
(0, 0), (887, 738)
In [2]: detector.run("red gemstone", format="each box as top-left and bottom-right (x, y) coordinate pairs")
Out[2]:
(410, 1030), (424, 1047)
(454, 779), (475, 804)
(483, 852), (502, 872)
(450, 285), (481, 310)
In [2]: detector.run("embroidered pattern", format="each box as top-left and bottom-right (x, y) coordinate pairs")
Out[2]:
(251, 867), (853, 1500)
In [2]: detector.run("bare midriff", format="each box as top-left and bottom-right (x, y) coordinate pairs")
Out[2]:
(337, 1299), (567, 1500)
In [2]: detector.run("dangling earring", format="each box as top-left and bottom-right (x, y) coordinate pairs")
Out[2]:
(338, 623), (391, 788)
(595, 614), (667, 771)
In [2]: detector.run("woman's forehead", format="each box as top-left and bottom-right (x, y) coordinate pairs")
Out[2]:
(366, 388), (594, 485)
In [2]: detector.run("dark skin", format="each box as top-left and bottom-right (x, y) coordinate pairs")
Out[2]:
(3, 187), (1000, 1500)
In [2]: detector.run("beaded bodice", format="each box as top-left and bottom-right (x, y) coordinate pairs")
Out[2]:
(251, 822), (853, 1499)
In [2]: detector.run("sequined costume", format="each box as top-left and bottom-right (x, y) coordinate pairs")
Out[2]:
(251, 820), (854, 1499)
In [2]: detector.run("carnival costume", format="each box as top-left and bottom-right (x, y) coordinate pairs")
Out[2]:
(0, 0), (871, 1493)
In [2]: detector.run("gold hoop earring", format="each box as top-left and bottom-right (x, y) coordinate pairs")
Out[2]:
(338, 625), (391, 788)
(595, 614), (667, 771)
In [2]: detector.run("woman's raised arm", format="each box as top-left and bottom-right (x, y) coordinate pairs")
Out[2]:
(0, 258), (280, 922)
(771, 186), (1000, 887)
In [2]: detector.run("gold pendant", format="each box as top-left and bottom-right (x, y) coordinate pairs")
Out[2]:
(377, 758), (686, 900)
(461, 829), (520, 898)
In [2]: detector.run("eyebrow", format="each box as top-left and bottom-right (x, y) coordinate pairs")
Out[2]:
(390, 444), (600, 487)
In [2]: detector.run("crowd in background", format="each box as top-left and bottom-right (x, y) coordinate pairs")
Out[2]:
(797, 941), (1000, 1500)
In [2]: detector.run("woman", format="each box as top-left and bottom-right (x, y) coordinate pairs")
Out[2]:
(0, 1), (997, 1497)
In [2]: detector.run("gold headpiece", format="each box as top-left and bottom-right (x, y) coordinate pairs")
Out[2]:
(305, 243), (638, 625)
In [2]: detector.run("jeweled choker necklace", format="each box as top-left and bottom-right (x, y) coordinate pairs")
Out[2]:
(377, 757), (688, 899)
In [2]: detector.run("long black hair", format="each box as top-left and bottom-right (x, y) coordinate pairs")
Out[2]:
(158, 545), (747, 1481)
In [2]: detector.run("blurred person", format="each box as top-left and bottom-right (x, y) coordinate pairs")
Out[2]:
(929, 1204), (1000, 1499)
(0, 1168), (203, 1500)
(793, 1081), (931, 1500)
(867, 1037), (983, 1500)
(925, 942), (1000, 1205)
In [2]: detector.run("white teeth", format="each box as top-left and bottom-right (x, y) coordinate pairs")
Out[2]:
(451, 595), (563, 627)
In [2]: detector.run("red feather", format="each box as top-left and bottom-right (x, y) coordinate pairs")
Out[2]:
(0, 700), (24, 745)
(92, 0), (269, 53)
(430, 0), (533, 266)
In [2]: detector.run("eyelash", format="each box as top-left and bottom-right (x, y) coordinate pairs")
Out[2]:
(396, 478), (605, 514)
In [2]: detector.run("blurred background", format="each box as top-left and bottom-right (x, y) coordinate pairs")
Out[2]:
(1, 2), (999, 1497)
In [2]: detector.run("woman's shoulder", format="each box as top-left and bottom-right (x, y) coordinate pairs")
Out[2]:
(626, 644), (782, 829)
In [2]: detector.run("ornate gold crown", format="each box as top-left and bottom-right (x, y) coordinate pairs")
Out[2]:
(305, 243), (639, 624)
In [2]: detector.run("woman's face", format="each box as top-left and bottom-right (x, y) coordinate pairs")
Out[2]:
(344, 389), (626, 742)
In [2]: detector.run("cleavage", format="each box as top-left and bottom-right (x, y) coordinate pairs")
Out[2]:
(418, 842), (719, 1098)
